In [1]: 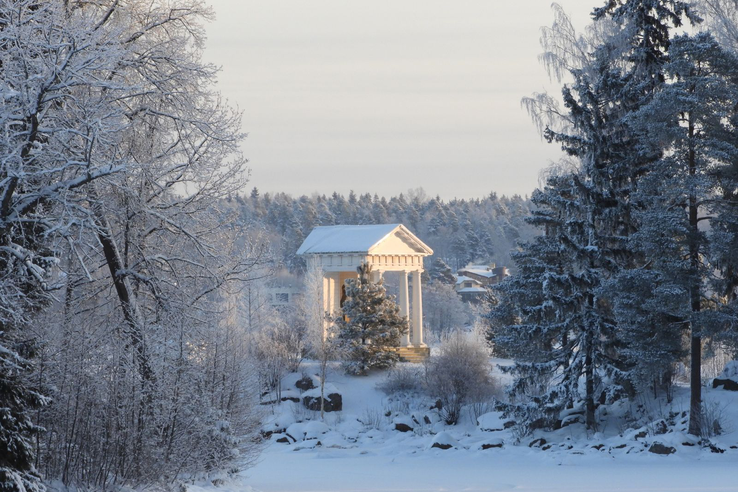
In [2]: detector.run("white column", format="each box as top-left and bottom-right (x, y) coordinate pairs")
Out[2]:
(411, 270), (425, 347)
(399, 271), (410, 346)
(331, 273), (342, 315)
(322, 274), (330, 339)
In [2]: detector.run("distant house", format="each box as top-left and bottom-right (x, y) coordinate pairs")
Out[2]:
(454, 263), (510, 302)
(454, 275), (487, 302)
(457, 264), (509, 286)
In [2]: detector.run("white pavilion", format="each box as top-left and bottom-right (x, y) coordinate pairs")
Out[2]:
(296, 224), (433, 361)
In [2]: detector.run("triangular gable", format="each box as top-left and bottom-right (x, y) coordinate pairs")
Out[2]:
(368, 224), (433, 256)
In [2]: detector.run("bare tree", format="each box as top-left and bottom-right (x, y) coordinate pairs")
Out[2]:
(300, 264), (342, 419)
(1, 0), (267, 487)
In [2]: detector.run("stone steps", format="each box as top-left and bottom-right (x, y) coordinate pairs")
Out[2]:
(395, 346), (430, 363)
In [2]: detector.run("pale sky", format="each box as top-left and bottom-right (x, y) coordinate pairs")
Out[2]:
(203, 0), (598, 200)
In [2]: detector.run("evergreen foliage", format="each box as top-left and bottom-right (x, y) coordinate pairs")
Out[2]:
(0, 336), (47, 492)
(492, 174), (621, 432)
(336, 264), (408, 375)
(494, 0), (738, 437)
(429, 258), (457, 285)
(237, 190), (535, 273)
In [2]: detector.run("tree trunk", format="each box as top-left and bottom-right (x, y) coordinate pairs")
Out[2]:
(687, 113), (702, 436)
(91, 188), (155, 389)
(585, 331), (596, 431)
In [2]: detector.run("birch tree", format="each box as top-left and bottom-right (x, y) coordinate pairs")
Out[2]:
(1, 0), (264, 487)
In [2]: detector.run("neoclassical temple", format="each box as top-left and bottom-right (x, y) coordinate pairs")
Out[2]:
(297, 224), (433, 361)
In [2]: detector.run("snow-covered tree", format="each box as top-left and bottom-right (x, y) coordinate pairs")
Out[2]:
(426, 330), (496, 425)
(300, 264), (343, 419)
(0, 336), (47, 492)
(429, 258), (456, 285)
(336, 264), (408, 375)
(492, 173), (620, 432)
(624, 32), (738, 428)
(423, 281), (471, 340)
(0, 0), (265, 486)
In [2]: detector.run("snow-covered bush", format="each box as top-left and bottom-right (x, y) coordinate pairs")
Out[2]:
(423, 281), (471, 340)
(425, 330), (497, 425)
(251, 310), (305, 401)
(697, 400), (731, 439)
(358, 408), (385, 430)
(378, 366), (424, 395)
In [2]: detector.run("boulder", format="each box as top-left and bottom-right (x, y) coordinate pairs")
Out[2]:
(649, 443), (676, 455)
(713, 378), (738, 391)
(713, 361), (738, 391)
(432, 442), (453, 450)
(394, 416), (414, 432)
(304, 421), (330, 440)
(394, 423), (413, 432)
(302, 393), (343, 412)
(430, 431), (458, 450)
(481, 438), (504, 450)
(301, 384), (343, 412)
(529, 438), (546, 448)
(296, 375), (317, 391)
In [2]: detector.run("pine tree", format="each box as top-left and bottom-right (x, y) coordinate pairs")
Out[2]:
(335, 264), (408, 375)
(429, 258), (456, 285)
(624, 32), (738, 429)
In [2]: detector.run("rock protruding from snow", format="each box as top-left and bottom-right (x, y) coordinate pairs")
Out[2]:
(430, 432), (459, 450)
(296, 374), (318, 391)
(480, 438), (504, 450)
(302, 384), (343, 412)
(285, 421), (330, 442)
(529, 438), (546, 448)
(649, 442), (676, 455)
(713, 360), (738, 391)
(393, 416), (414, 433)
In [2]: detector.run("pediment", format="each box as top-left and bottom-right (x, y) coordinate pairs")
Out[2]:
(369, 228), (432, 255)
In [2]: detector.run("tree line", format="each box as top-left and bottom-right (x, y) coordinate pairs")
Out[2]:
(232, 187), (536, 273)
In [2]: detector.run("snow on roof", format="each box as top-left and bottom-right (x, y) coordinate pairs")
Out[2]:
(296, 224), (432, 255)
(458, 266), (498, 278)
(455, 275), (483, 285)
(457, 287), (487, 293)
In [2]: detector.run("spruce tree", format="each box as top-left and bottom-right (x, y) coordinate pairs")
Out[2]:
(0, 334), (47, 492)
(336, 264), (408, 375)
(492, 173), (619, 432)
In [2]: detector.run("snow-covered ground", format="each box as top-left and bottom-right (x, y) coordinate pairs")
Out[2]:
(232, 360), (738, 492)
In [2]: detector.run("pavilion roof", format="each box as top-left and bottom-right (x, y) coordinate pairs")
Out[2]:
(296, 224), (432, 256)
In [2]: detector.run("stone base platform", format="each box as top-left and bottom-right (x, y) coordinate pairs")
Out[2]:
(395, 346), (431, 363)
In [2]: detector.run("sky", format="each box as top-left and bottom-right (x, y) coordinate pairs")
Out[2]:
(202, 0), (599, 200)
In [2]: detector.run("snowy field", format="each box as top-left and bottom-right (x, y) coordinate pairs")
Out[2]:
(222, 361), (738, 492)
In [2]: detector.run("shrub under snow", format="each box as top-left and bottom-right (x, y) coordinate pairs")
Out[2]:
(425, 330), (497, 425)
